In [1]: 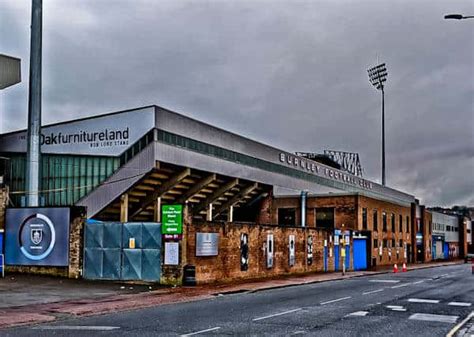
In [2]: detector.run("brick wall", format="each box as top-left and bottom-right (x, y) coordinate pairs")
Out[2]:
(186, 222), (345, 284)
(0, 187), (8, 231)
(268, 194), (413, 268)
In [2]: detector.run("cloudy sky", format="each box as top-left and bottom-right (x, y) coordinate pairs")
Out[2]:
(1, 0), (473, 207)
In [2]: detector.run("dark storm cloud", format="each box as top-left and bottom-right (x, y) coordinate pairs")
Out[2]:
(0, 0), (472, 207)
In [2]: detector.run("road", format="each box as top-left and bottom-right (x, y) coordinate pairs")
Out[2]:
(4, 264), (473, 336)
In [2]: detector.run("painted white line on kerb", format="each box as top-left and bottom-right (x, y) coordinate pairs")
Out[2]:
(320, 296), (352, 305)
(180, 327), (221, 336)
(448, 302), (472, 307)
(253, 308), (302, 321)
(391, 283), (412, 289)
(363, 288), (384, 295)
(409, 313), (458, 324)
(408, 298), (440, 304)
(32, 326), (120, 331)
(369, 280), (400, 283)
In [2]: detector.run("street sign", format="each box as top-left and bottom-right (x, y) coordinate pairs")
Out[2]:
(161, 205), (183, 234)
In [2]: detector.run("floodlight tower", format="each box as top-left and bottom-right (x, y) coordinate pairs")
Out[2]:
(367, 63), (388, 186)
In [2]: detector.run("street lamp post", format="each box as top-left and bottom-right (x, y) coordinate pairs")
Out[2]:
(367, 63), (388, 186)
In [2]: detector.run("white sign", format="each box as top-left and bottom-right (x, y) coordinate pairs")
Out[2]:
(0, 106), (155, 156)
(164, 242), (179, 265)
(289, 235), (295, 266)
(267, 234), (274, 268)
(196, 233), (219, 256)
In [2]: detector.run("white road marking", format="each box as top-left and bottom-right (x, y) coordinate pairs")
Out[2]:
(409, 313), (458, 324)
(320, 296), (352, 305)
(412, 280), (424, 284)
(448, 302), (472, 307)
(363, 288), (384, 295)
(369, 280), (400, 283)
(408, 298), (440, 304)
(180, 327), (221, 336)
(391, 283), (412, 289)
(386, 305), (403, 309)
(253, 308), (302, 321)
(291, 331), (306, 335)
(32, 326), (120, 331)
(392, 308), (407, 312)
(346, 311), (369, 317)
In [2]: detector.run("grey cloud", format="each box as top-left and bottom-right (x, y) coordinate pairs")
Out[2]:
(0, 0), (472, 207)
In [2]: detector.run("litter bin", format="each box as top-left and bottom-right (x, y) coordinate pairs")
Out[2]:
(183, 264), (196, 286)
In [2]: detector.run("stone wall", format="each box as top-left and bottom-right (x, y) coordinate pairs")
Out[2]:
(186, 221), (349, 284)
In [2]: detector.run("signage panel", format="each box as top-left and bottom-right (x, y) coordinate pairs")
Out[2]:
(266, 234), (274, 268)
(196, 233), (219, 256)
(164, 242), (179, 265)
(0, 107), (155, 156)
(162, 205), (183, 234)
(5, 208), (70, 266)
(289, 235), (295, 266)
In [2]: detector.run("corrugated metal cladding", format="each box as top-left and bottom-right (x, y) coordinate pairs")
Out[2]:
(8, 154), (119, 207)
(0, 54), (21, 89)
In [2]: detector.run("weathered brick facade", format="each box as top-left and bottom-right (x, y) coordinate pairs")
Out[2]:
(0, 187), (8, 231)
(186, 221), (349, 284)
(266, 193), (414, 268)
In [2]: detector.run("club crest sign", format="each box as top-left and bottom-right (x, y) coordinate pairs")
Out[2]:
(5, 208), (70, 266)
(31, 228), (43, 245)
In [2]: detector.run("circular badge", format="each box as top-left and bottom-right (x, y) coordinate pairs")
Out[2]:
(19, 213), (56, 261)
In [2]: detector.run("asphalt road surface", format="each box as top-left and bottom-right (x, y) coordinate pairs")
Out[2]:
(4, 264), (473, 337)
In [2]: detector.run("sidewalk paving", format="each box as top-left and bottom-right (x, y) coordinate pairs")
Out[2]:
(0, 260), (463, 329)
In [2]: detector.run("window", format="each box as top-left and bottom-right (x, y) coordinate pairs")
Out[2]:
(399, 215), (403, 233)
(383, 212), (387, 231)
(278, 208), (296, 226)
(374, 239), (378, 248)
(399, 239), (403, 248)
(383, 239), (388, 248)
(392, 239), (395, 248)
(362, 208), (368, 230)
(315, 208), (335, 229)
(406, 216), (410, 233)
(391, 213), (396, 232)
(373, 210), (378, 231)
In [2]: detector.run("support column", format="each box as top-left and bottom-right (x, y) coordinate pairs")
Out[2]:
(153, 197), (162, 222)
(120, 193), (129, 222)
(207, 203), (213, 221)
(228, 205), (234, 223)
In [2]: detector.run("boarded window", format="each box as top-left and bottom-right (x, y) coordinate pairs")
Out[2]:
(278, 208), (296, 226)
(316, 208), (335, 229)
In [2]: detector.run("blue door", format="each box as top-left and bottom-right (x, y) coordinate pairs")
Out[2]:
(444, 242), (449, 259)
(335, 246), (340, 271)
(353, 239), (367, 271)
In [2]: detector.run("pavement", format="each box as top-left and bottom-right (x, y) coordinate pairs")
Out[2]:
(0, 260), (468, 334)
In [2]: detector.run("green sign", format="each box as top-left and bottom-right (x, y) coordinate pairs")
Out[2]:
(162, 204), (183, 234)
